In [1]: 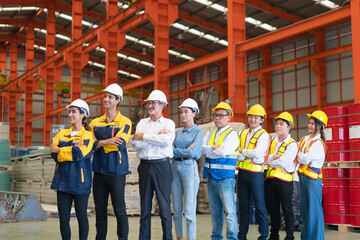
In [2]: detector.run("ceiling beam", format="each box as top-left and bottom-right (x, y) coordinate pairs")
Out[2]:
(238, 5), (351, 52)
(178, 11), (227, 35)
(246, 0), (302, 23)
(131, 28), (209, 56)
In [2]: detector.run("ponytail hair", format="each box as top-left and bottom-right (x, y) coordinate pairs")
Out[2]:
(82, 117), (91, 131)
(78, 107), (91, 131)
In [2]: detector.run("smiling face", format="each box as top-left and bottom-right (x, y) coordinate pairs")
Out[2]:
(68, 107), (85, 125)
(147, 100), (164, 116)
(307, 118), (321, 135)
(247, 114), (264, 130)
(103, 92), (120, 110)
(213, 109), (231, 129)
(275, 119), (291, 137)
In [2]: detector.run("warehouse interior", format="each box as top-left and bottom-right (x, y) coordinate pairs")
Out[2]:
(1, 0), (360, 238)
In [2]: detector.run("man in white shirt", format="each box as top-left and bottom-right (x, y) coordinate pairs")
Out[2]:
(132, 90), (175, 240)
(202, 101), (239, 240)
(237, 104), (270, 240)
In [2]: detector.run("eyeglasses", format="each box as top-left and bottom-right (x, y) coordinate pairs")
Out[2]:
(212, 113), (230, 119)
(146, 101), (160, 106)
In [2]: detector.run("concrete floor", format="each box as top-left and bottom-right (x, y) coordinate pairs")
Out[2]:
(0, 214), (359, 239)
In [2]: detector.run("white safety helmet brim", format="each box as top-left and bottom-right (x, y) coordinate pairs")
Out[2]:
(144, 90), (168, 104)
(103, 83), (123, 101)
(66, 99), (90, 117)
(179, 98), (199, 114)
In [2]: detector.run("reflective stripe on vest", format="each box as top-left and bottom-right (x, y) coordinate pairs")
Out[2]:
(203, 127), (238, 180)
(237, 128), (270, 172)
(266, 137), (297, 182)
(297, 137), (326, 179)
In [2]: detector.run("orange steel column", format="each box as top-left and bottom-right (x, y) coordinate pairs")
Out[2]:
(227, 0), (246, 123)
(64, 0), (87, 101)
(8, 37), (18, 145)
(43, 4), (56, 145)
(101, 0), (120, 87)
(259, 47), (273, 132)
(23, 24), (35, 147)
(311, 31), (327, 108)
(351, 0), (360, 103)
(145, 0), (178, 117)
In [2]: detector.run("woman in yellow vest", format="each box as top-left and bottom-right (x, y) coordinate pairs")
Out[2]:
(265, 112), (298, 240)
(297, 110), (327, 240)
(50, 99), (94, 240)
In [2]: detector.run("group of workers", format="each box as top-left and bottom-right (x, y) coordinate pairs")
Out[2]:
(50, 83), (328, 240)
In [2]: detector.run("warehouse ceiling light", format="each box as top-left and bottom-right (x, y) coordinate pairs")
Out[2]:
(0, 6), (39, 12)
(192, 0), (277, 32)
(314, 0), (339, 9)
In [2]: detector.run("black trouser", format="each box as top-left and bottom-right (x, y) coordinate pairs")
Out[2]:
(265, 178), (295, 240)
(93, 173), (128, 240)
(138, 159), (173, 240)
(57, 190), (89, 240)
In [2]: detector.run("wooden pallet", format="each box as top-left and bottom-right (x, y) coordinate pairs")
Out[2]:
(325, 223), (360, 232)
(323, 161), (360, 169)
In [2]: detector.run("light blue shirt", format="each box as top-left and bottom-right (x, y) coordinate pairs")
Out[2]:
(173, 124), (204, 160)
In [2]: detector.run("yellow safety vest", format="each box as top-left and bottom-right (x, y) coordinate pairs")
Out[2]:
(297, 137), (326, 179)
(237, 128), (270, 173)
(203, 127), (238, 180)
(266, 137), (297, 182)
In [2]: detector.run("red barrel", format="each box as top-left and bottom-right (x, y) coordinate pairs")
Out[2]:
(349, 104), (360, 161)
(349, 168), (360, 226)
(322, 168), (350, 224)
(322, 106), (349, 162)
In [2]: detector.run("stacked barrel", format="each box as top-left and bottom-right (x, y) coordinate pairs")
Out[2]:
(322, 106), (350, 224)
(348, 103), (360, 226)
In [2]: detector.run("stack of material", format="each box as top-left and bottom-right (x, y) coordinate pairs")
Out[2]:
(9, 149), (143, 215)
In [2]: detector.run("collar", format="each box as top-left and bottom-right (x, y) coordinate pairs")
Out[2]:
(148, 116), (164, 123)
(100, 110), (122, 123)
(217, 125), (231, 134)
(307, 133), (321, 141)
(249, 125), (262, 134)
(63, 126), (86, 137)
(182, 124), (197, 133)
(275, 134), (291, 144)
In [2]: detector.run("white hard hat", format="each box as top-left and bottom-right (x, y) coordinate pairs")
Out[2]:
(103, 83), (123, 100)
(66, 99), (90, 117)
(179, 98), (199, 113)
(145, 90), (167, 104)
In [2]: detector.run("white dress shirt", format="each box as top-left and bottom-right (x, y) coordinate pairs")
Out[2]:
(202, 125), (239, 159)
(297, 134), (326, 168)
(267, 134), (298, 173)
(239, 126), (270, 164)
(132, 116), (175, 160)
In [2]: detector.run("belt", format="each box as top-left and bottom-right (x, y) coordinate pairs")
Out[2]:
(140, 157), (170, 164)
(174, 157), (194, 161)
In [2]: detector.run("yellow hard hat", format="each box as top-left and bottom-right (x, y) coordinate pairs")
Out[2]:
(247, 104), (266, 117)
(307, 110), (328, 127)
(212, 102), (233, 116)
(275, 111), (294, 127)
